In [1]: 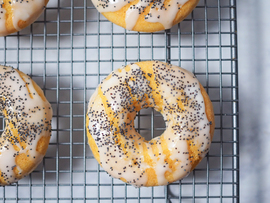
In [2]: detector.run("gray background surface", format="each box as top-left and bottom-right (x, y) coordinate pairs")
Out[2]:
(238, 0), (270, 202)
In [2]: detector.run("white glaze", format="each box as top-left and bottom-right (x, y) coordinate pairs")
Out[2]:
(92, 0), (129, 12)
(0, 65), (52, 185)
(125, 0), (150, 30)
(0, 0), (8, 35)
(87, 61), (212, 187)
(0, 0), (46, 36)
(11, 0), (45, 31)
(146, 0), (189, 28)
(91, 0), (189, 30)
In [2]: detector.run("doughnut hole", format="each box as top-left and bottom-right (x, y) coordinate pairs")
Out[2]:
(134, 108), (165, 141)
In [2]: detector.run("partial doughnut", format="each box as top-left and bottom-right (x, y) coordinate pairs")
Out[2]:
(0, 65), (52, 185)
(91, 0), (199, 32)
(0, 0), (49, 36)
(86, 61), (215, 187)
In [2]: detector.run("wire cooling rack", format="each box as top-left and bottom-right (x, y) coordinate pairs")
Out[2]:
(0, 0), (238, 202)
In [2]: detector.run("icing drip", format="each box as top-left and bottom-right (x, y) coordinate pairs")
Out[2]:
(92, 0), (189, 30)
(0, 1), (7, 35)
(11, 0), (45, 31)
(0, 0), (46, 35)
(125, 0), (150, 30)
(145, 0), (189, 29)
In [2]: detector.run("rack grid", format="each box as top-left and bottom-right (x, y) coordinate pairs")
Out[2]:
(0, 0), (239, 202)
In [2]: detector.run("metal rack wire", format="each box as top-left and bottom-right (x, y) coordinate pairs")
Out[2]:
(0, 0), (239, 202)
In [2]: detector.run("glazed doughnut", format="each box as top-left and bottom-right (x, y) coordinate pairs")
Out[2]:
(91, 0), (199, 32)
(86, 61), (215, 187)
(0, 65), (52, 185)
(0, 0), (49, 36)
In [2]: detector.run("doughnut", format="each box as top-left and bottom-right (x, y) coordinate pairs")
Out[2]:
(91, 0), (199, 32)
(0, 0), (49, 36)
(86, 61), (215, 187)
(0, 65), (52, 185)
